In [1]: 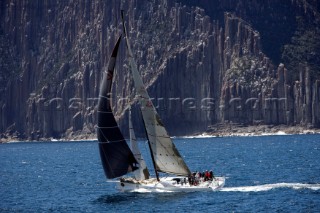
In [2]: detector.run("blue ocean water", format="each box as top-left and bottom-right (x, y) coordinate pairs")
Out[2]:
(1, 134), (320, 212)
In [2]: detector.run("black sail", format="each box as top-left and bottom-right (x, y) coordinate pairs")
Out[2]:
(97, 35), (138, 179)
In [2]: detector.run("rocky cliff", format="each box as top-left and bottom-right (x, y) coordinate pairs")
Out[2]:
(1, 0), (319, 141)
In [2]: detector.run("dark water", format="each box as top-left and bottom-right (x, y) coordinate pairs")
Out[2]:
(1, 135), (320, 212)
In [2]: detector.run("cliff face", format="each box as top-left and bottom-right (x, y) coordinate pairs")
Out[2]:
(1, 0), (123, 139)
(0, 0), (319, 140)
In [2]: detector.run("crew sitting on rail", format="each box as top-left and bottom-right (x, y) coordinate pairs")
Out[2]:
(188, 169), (216, 185)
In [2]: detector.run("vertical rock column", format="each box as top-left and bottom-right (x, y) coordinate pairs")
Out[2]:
(312, 80), (320, 127)
(276, 63), (289, 124)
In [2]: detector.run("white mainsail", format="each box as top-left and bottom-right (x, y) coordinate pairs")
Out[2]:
(121, 11), (191, 176)
(129, 107), (150, 180)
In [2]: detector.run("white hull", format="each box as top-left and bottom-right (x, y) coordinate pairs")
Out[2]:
(116, 177), (225, 192)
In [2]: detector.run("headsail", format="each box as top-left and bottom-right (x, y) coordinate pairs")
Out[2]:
(129, 107), (150, 180)
(97, 35), (138, 179)
(121, 11), (191, 176)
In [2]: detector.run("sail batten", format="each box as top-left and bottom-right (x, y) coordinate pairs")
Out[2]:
(121, 11), (191, 177)
(97, 35), (138, 179)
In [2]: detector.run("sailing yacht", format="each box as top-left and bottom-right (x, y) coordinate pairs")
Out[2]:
(115, 11), (225, 192)
(97, 12), (225, 192)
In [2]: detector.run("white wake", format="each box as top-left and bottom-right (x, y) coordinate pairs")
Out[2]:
(220, 183), (320, 192)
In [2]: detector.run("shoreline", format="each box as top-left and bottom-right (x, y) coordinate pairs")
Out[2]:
(186, 130), (319, 139)
(0, 134), (97, 144)
(192, 124), (320, 138)
(1, 125), (320, 143)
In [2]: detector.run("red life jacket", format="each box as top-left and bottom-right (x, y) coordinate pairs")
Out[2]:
(205, 171), (209, 177)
